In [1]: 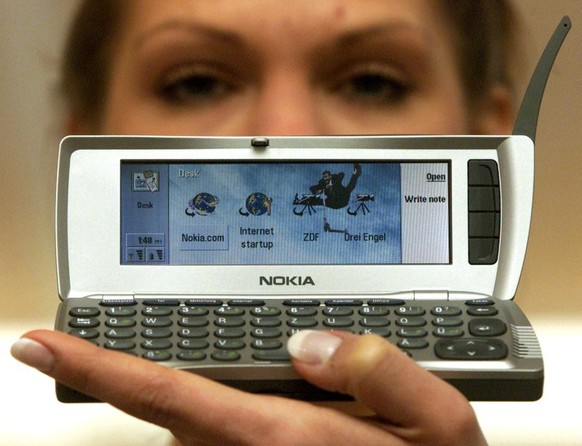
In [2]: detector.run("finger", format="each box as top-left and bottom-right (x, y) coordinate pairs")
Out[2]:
(11, 330), (270, 444)
(12, 330), (424, 446)
(288, 330), (486, 444)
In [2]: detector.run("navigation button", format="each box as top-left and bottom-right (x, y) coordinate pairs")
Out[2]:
(469, 238), (499, 265)
(468, 160), (499, 186)
(435, 339), (508, 360)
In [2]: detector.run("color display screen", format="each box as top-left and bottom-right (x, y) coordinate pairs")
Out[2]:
(120, 161), (450, 265)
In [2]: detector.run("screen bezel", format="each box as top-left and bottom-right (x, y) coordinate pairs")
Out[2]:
(56, 135), (533, 302)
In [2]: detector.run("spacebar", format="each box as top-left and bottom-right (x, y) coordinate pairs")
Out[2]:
(252, 350), (291, 362)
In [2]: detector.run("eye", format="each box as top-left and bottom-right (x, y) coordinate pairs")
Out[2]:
(156, 65), (238, 105)
(330, 66), (412, 105)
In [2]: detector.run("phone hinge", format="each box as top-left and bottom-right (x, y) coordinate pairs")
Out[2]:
(100, 295), (137, 306)
(412, 291), (449, 301)
(412, 291), (494, 301)
(447, 292), (493, 301)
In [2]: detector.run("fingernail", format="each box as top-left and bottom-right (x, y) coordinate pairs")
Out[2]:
(10, 338), (55, 373)
(287, 330), (342, 364)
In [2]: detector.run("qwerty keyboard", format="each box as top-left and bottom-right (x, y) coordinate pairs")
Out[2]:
(55, 296), (546, 402)
(61, 297), (513, 363)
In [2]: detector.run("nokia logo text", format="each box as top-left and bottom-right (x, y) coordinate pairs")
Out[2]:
(259, 276), (315, 286)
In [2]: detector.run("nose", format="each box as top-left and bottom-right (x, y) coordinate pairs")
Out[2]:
(245, 71), (325, 136)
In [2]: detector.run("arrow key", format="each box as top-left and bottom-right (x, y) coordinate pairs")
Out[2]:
(69, 328), (99, 339)
(435, 339), (508, 360)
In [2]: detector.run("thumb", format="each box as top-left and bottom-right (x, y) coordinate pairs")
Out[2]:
(288, 330), (483, 444)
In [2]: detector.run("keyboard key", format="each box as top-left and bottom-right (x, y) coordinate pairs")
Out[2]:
(69, 307), (100, 317)
(104, 339), (136, 350)
(323, 317), (354, 328)
(469, 318), (507, 337)
(251, 339), (283, 350)
(142, 328), (172, 338)
(105, 328), (136, 339)
(142, 299), (180, 306)
(215, 339), (246, 350)
(214, 306), (245, 317)
(398, 338), (429, 349)
(69, 317), (100, 328)
(178, 317), (209, 327)
(178, 307), (209, 316)
(105, 307), (137, 317)
(211, 350), (241, 361)
(142, 306), (173, 317)
(465, 299), (495, 306)
(214, 317), (245, 327)
(184, 299), (223, 306)
(177, 351), (206, 361)
(215, 328), (246, 338)
(178, 339), (209, 350)
(359, 318), (390, 328)
(367, 299), (405, 306)
(286, 307), (317, 317)
(141, 317), (172, 328)
(251, 328), (282, 339)
(252, 350), (291, 362)
(69, 328), (99, 339)
(251, 317), (282, 328)
(106, 317), (136, 328)
(251, 306), (281, 317)
(178, 328), (209, 338)
(396, 317), (427, 327)
(395, 306), (426, 316)
(431, 306), (462, 316)
(359, 328), (391, 337)
(229, 299), (266, 306)
(359, 307), (390, 316)
(432, 317), (463, 327)
(143, 350), (172, 361)
(283, 299), (320, 306)
(397, 328), (428, 338)
(433, 327), (464, 338)
(467, 307), (499, 317)
(141, 339), (172, 350)
(324, 299), (363, 306)
(287, 317), (318, 328)
(323, 307), (354, 316)
(99, 299), (136, 307)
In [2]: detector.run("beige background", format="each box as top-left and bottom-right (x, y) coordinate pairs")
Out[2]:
(1, 1), (581, 445)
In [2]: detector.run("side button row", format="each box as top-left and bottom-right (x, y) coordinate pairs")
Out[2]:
(468, 160), (501, 265)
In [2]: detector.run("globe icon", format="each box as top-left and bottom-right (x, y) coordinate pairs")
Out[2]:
(245, 192), (271, 216)
(186, 192), (219, 216)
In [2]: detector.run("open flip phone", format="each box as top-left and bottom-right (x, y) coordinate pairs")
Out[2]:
(54, 17), (571, 402)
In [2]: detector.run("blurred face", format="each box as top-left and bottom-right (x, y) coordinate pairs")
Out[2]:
(91, 0), (507, 136)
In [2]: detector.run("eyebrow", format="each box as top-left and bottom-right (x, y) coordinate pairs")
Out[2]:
(134, 18), (432, 59)
(134, 20), (243, 50)
(334, 22), (431, 49)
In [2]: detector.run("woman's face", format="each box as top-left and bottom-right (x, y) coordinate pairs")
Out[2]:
(91, 0), (510, 136)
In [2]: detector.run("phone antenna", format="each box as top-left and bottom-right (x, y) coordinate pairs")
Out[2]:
(513, 16), (571, 143)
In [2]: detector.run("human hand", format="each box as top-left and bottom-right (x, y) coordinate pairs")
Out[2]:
(11, 329), (486, 446)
